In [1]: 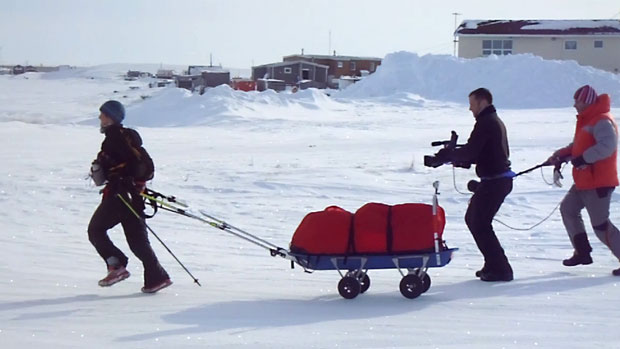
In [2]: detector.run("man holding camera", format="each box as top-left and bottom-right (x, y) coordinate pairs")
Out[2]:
(437, 88), (514, 281)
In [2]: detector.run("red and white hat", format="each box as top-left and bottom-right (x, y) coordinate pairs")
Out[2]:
(574, 85), (598, 105)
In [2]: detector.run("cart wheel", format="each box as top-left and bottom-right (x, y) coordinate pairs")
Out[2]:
(359, 273), (371, 294)
(338, 276), (361, 299)
(400, 274), (423, 299)
(421, 273), (431, 293)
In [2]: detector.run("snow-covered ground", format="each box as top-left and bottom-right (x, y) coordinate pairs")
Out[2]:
(1, 53), (620, 348)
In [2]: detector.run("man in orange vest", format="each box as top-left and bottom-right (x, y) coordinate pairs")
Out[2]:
(548, 85), (620, 276)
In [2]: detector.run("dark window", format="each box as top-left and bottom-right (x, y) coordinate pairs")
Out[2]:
(565, 41), (577, 50)
(350, 62), (356, 71)
(284, 67), (292, 74)
(482, 40), (492, 49)
(302, 69), (310, 80)
(594, 40), (603, 48)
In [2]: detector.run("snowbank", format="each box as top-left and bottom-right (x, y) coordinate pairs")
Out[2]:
(336, 52), (620, 109)
(127, 84), (349, 127)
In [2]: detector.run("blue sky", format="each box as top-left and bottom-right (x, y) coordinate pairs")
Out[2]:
(1, 0), (619, 68)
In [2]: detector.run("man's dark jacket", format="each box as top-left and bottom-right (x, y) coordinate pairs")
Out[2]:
(448, 105), (511, 178)
(97, 124), (142, 187)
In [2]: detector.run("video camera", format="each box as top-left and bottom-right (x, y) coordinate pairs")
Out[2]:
(424, 131), (471, 169)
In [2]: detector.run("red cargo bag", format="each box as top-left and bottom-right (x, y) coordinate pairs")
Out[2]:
(391, 203), (445, 253)
(353, 203), (390, 253)
(289, 206), (353, 255)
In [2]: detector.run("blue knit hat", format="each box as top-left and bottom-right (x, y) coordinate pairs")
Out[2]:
(99, 100), (125, 124)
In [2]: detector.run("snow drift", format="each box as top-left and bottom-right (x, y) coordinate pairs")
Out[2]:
(336, 52), (620, 109)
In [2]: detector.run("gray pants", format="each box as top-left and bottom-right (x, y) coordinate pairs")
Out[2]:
(560, 184), (620, 260)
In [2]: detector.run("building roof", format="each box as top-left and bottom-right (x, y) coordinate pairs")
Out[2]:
(202, 70), (230, 74)
(456, 20), (620, 36)
(189, 65), (229, 74)
(283, 54), (382, 61)
(253, 60), (329, 69)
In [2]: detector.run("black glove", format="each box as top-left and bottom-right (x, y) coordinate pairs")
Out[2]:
(571, 155), (588, 169)
(436, 148), (453, 161)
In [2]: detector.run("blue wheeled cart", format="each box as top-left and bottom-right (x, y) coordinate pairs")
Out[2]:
(142, 181), (457, 299)
(285, 248), (457, 299)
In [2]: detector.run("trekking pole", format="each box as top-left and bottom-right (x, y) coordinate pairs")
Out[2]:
(142, 192), (282, 254)
(117, 193), (201, 287)
(513, 161), (551, 177)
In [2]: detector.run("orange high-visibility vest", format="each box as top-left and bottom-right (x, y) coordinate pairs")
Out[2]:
(571, 94), (619, 190)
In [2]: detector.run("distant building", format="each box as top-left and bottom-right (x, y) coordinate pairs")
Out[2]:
(252, 61), (329, 91)
(155, 80), (174, 88)
(187, 65), (229, 76)
(12, 65), (25, 74)
(256, 79), (287, 92)
(202, 70), (230, 88)
(283, 53), (382, 87)
(231, 77), (256, 92)
(455, 19), (620, 73)
(174, 69), (230, 92)
(156, 69), (175, 79)
(126, 70), (153, 80)
(127, 70), (142, 78)
(338, 76), (361, 89)
(175, 75), (203, 91)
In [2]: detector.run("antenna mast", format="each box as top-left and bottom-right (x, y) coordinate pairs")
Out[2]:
(452, 12), (462, 56)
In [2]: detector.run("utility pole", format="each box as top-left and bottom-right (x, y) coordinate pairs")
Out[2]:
(452, 12), (461, 57)
(328, 29), (332, 55)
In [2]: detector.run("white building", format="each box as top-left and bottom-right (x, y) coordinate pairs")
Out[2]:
(455, 20), (620, 73)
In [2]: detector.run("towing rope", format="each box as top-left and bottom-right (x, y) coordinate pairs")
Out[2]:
(450, 164), (564, 231)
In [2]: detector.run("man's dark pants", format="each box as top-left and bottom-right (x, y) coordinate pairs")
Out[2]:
(88, 191), (168, 286)
(465, 177), (513, 274)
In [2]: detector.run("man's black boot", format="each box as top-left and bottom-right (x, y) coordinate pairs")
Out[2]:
(480, 270), (514, 282)
(475, 263), (488, 277)
(480, 261), (513, 282)
(563, 233), (593, 266)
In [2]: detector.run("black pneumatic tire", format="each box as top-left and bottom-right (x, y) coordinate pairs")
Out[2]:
(421, 273), (431, 293)
(359, 273), (370, 293)
(338, 276), (361, 299)
(399, 274), (424, 299)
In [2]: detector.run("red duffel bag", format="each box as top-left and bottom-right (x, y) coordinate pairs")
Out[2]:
(353, 202), (390, 254)
(391, 203), (445, 253)
(290, 203), (446, 255)
(289, 206), (353, 255)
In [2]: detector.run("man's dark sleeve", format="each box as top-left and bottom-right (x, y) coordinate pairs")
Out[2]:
(448, 121), (489, 164)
